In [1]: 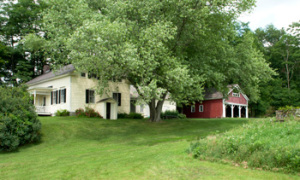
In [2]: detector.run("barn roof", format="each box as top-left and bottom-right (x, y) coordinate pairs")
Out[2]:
(26, 64), (75, 85)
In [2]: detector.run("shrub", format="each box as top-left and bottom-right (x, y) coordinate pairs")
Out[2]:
(128, 113), (143, 119)
(161, 110), (186, 119)
(75, 107), (102, 118)
(84, 107), (101, 117)
(0, 85), (41, 151)
(118, 113), (129, 119)
(75, 108), (85, 117)
(55, 109), (70, 116)
(188, 119), (300, 173)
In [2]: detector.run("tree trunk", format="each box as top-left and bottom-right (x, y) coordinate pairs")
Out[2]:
(148, 93), (167, 122)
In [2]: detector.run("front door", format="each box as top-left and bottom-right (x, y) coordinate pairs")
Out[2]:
(106, 103), (111, 119)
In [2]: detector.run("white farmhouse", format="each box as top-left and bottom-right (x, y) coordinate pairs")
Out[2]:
(26, 64), (130, 119)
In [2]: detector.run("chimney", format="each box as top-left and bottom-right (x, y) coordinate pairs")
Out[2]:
(43, 64), (50, 74)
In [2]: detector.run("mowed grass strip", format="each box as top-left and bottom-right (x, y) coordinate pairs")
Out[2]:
(0, 117), (298, 179)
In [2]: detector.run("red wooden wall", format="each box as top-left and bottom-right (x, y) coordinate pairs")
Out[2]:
(183, 99), (223, 118)
(226, 92), (248, 105)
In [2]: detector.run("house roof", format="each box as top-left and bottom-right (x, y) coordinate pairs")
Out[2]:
(26, 64), (75, 85)
(97, 98), (117, 103)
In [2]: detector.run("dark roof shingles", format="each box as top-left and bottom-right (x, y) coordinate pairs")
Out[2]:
(26, 64), (75, 85)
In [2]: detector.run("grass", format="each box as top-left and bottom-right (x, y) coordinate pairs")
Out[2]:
(188, 119), (300, 173)
(0, 117), (298, 179)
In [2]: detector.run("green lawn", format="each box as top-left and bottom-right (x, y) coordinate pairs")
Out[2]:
(0, 117), (298, 179)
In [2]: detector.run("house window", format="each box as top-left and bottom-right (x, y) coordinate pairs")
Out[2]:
(60, 88), (66, 103)
(233, 93), (240, 97)
(140, 104), (144, 112)
(199, 105), (204, 112)
(81, 72), (86, 77)
(86, 89), (95, 103)
(51, 90), (59, 105)
(113, 93), (121, 106)
(191, 105), (195, 113)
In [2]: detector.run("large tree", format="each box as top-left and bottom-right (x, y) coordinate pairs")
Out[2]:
(0, 0), (46, 85)
(28, 0), (274, 122)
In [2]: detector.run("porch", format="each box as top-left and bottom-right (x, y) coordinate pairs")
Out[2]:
(28, 87), (53, 116)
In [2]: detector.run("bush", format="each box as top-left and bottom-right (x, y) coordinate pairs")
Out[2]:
(128, 113), (143, 119)
(75, 108), (85, 117)
(188, 119), (300, 173)
(75, 107), (102, 118)
(84, 107), (101, 117)
(161, 110), (186, 119)
(118, 113), (129, 119)
(55, 109), (70, 116)
(0, 85), (41, 151)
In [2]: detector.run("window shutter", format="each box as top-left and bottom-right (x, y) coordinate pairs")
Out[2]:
(118, 93), (121, 106)
(59, 90), (61, 104)
(86, 89), (89, 103)
(51, 91), (53, 105)
(56, 90), (58, 104)
(64, 89), (66, 103)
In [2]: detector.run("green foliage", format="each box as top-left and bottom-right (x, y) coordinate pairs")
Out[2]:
(161, 110), (187, 119)
(0, 0), (47, 85)
(75, 108), (85, 117)
(117, 112), (143, 119)
(117, 113), (129, 119)
(75, 107), (102, 118)
(188, 119), (300, 173)
(127, 113), (144, 119)
(161, 110), (179, 117)
(250, 23), (300, 117)
(29, 0), (275, 122)
(55, 109), (70, 116)
(0, 85), (41, 151)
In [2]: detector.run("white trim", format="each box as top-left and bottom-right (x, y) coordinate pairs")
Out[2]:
(227, 84), (249, 101)
(225, 102), (248, 107)
(191, 105), (195, 113)
(199, 105), (204, 112)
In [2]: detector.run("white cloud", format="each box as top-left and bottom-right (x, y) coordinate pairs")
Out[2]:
(238, 0), (300, 30)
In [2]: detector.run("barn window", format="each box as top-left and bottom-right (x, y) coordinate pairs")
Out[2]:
(191, 105), (195, 113)
(233, 93), (240, 97)
(199, 105), (204, 112)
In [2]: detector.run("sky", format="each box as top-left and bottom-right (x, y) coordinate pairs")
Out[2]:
(238, 0), (300, 30)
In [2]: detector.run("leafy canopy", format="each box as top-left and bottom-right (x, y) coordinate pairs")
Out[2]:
(27, 0), (274, 108)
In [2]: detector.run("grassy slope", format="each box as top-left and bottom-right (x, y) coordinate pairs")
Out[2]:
(0, 117), (298, 179)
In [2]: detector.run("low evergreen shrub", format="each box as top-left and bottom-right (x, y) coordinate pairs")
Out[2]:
(188, 119), (300, 173)
(128, 113), (143, 119)
(118, 113), (129, 119)
(0, 85), (41, 151)
(161, 110), (186, 119)
(55, 109), (70, 116)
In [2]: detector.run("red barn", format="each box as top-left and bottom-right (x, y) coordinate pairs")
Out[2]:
(182, 84), (249, 118)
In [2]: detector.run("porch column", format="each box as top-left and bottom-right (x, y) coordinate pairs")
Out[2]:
(34, 90), (36, 105)
(238, 106), (241, 118)
(231, 105), (234, 118)
(246, 106), (248, 118)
